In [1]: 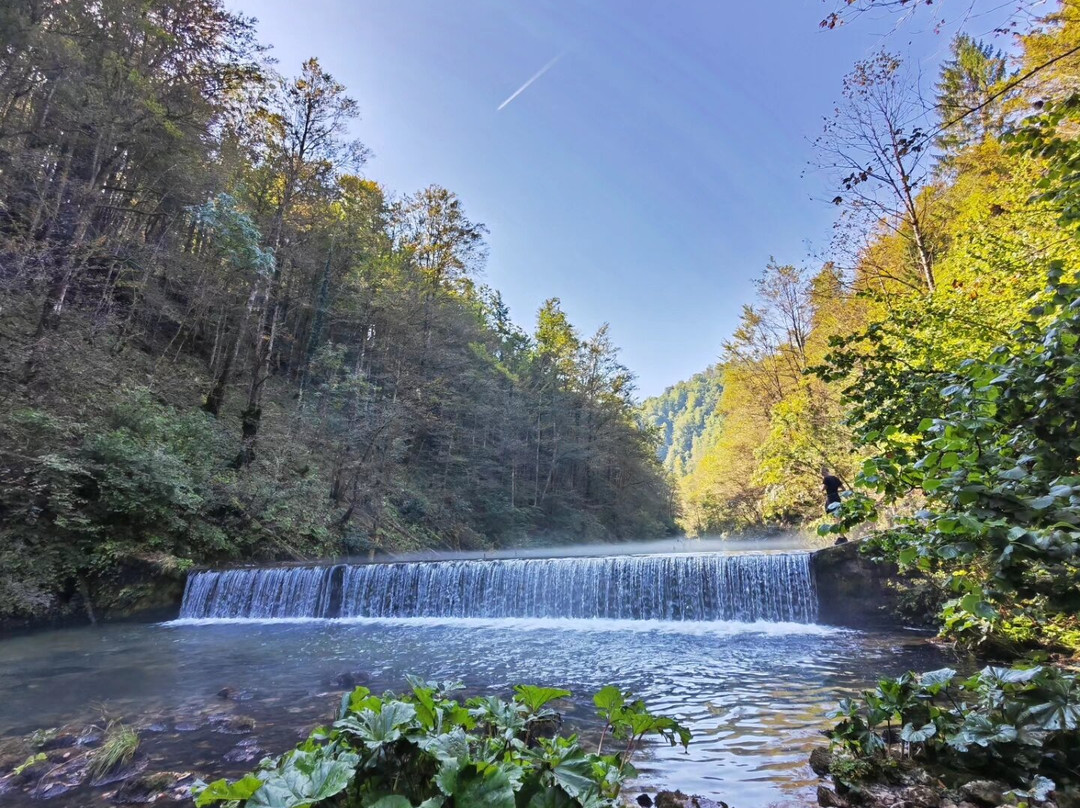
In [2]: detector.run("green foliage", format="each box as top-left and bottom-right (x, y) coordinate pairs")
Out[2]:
(639, 368), (724, 477)
(817, 268), (1080, 654)
(1007, 93), (1080, 231)
(513, 686), (572, 716)
(825, 666), (1079, 796)
(0, 386), (348, 618)
(0, 0), (674, 621)
(935, 34), (1010, 161)
(592, 686), (691, 764)
(656, 7), (1080, 548)
(193, 681), (690, 808)
(13, 753), (46, 776)
(89, 722), (140, 779)
(191, 194), (276, 278)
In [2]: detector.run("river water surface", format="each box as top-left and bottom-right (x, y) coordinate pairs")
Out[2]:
(0, 541), (950, 807)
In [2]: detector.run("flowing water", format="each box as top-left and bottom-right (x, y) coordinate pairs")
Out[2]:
(179, 552), (819, 622)
(0, 544), (948, 807)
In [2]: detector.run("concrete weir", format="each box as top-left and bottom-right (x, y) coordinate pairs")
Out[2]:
(810, 541), (904, 628)
(179, 551), (821, 624)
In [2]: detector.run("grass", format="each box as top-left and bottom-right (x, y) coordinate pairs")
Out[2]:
(88, 722), (139, 779)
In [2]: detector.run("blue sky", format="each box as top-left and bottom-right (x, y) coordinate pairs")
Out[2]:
(227, 0), (1013, 398)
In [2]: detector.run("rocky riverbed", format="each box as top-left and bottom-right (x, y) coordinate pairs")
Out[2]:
(0, 674), (736, 808)
(0, 682), (337, 805)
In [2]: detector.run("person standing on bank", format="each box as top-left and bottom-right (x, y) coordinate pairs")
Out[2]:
(822, 468), (843, 515)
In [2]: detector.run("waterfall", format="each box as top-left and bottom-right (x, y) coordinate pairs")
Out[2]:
(180, 552), (818, 623)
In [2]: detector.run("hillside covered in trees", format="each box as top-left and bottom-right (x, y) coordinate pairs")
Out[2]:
(659, 1), (1080, 657)
(660, 14), (1079, 534)
(0, 0), (674, 622)
(639, 367), (723, 477)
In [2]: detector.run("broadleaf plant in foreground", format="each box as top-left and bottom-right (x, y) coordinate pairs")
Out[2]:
(193, 680), (689, 808)
(825, 665), (1080, 801)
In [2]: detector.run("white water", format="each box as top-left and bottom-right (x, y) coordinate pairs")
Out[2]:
(179, 551), (819, 624)
(165, 615), (841, 636)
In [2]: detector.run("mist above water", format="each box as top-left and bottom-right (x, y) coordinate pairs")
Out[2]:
(376, 531), (822, 563)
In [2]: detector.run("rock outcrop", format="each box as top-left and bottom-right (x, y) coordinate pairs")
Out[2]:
(811, 541), (905, 628)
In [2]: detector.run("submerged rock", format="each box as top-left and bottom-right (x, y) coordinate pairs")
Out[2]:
(216, 687), (256, 702)
(32, 754), (92, 799)
(0, 737), (32, 773)
(222, 745), (261, 764)
(332, 670), (371, 689)
(77, 729), (104, 747)
(9, 759), (49, 787)
(91, 757), (148, 787)
(959, 781), (1005, 807)
(113, 770), (181, 804)
(654, 790), (729, 808)
(817, 785), (850, 808)
(208, 714), (256, 734)
(809, 746), (833, 777)
(38, 733), (78, 751)
(527, 712), (563, 745)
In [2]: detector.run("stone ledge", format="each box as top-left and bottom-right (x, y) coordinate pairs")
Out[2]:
(811, 541), (904, 628)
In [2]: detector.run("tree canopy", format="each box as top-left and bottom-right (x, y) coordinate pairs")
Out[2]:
(0, 0), (673, 622)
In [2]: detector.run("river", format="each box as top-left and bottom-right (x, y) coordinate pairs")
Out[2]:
(0, 537), (949, 807)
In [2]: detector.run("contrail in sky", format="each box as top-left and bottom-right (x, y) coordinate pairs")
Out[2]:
(497, 53), (563, 111)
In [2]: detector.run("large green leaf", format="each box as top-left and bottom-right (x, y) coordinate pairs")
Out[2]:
(513, 685), (572, 715)
(980, 666), (1043, 685)
(434, 760), (462, 797)
(468, 696), (526, 738)
(1018, 678), (1080, 731)
(336, 702), (418, 748)
(449, 764), (515, 808)
(918, 668), (957, 691)
(948, 715), (1018, 752)
(591, 687), (624, 716)
(347, 687), (381, 715)
(900, 722), (937, 744)
(246, 748), (360, 808)
(418, 728), (470, 764)
(550, 757), (596, 800)
(193, 774), (263, 806)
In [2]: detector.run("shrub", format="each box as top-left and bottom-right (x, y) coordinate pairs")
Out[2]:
(89, 722), (140, 779)
(825, 665), (1079, 799)
(193, 679), (690, 808)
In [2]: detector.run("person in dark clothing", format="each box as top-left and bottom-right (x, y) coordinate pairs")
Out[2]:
(822, 468), (843, 514)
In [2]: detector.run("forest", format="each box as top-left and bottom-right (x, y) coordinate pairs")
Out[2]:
(0, 0), (674, 623)
(2, 2), (1080, 807)
(645, 1), (1080, 657)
